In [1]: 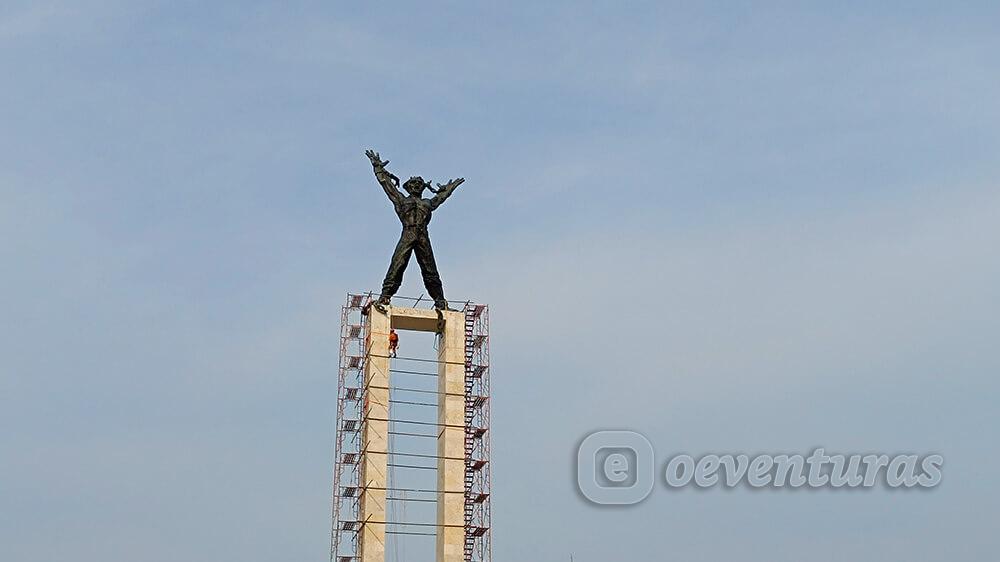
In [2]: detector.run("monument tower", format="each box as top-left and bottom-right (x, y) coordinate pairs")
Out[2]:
(330, 151), (491, 561)
(330, 295), (492, 562)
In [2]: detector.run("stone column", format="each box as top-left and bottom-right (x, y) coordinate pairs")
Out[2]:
(436, 309), (466, 562)
(359, 307), (390, 562)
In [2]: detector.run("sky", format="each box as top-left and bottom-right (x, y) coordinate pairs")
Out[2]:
(2, 1), (999, 560)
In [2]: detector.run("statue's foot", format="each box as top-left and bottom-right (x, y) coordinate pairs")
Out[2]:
(434, 299), (450, 311)
(377, 294), (391, 306)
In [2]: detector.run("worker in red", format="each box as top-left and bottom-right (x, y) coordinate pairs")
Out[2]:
(388, 329), (399, 358)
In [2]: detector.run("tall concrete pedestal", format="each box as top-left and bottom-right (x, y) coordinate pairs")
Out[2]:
(359, 305), (465, 562)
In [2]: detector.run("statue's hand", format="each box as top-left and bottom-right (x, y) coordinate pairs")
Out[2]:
(365, 149), (388, 168)
(436, 178), (465, 190)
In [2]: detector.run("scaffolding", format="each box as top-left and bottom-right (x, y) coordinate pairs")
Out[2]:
(330, 293), (492, 562)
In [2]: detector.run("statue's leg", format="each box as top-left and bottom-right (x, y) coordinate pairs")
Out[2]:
(379, 230), (416, 303)
(413, 231), (447, 309)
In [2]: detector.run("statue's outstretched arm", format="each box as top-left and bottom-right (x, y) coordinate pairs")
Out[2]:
(366, 150), (403, 208)
(429, 178), (465, 210)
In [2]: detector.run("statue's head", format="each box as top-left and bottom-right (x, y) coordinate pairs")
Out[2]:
(403, 176), (429, 197)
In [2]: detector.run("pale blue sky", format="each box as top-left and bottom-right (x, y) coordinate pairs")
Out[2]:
(2, 2), (999, 561)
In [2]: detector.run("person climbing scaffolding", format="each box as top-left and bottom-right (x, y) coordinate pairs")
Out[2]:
(388, 329), (399, 358)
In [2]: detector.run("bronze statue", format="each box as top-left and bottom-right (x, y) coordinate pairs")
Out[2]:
(366, 150), (465, 310)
